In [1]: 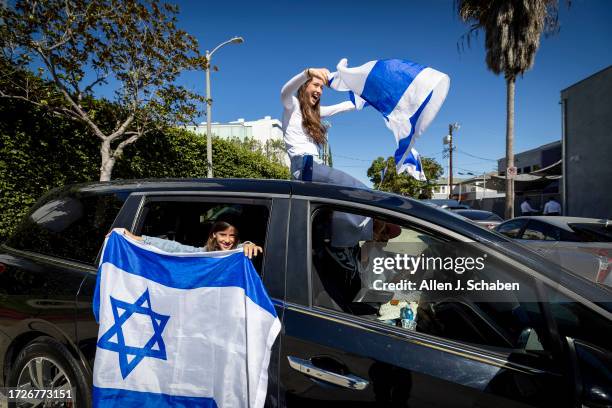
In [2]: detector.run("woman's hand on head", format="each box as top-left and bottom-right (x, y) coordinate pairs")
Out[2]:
(307, 68), (330, 84)
(242, 243), (263, 259)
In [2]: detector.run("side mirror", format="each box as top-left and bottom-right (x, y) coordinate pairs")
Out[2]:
(567, 337), (612, 408)
(517, 327), (544, 351)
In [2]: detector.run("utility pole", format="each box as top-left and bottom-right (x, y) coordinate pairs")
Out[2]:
(482, 172), (486, 200)
(444, 123), (460, 199)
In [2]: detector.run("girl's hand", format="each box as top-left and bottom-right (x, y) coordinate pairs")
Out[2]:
(106, 228), (126, 238)
(243, 243), (263, 259)
(307, 68), (330, 84)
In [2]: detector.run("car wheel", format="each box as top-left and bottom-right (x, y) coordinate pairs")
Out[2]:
(7, 336), (91, 408)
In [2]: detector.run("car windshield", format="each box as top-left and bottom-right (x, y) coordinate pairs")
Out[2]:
(455, 210), (503, 221)
(568, 222), (612, 242)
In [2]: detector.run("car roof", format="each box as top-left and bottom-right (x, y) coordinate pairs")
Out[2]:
(509, 216), (609, 231)
(422, 199), (460, 205)
(32, 178), (612, 312)
(453, 209), (495, 214)
(50, 178), (495, 240)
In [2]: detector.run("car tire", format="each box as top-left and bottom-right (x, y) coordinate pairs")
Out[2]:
(7, 336), (91, 408)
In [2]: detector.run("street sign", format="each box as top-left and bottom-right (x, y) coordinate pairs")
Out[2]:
(506, 166), (517, 179)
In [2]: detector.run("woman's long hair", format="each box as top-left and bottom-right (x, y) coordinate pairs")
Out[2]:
(297, 80), (327, 146)
(206, 221), (239, 251)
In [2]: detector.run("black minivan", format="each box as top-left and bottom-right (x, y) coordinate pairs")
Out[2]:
(1, 179), (610, 407)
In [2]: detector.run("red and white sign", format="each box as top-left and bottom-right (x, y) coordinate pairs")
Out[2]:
(506, 166), (517, 179)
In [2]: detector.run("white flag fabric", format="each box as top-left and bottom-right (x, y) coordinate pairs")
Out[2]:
(93, 231), (281, 408)
(399, 148), (427, 181)
(329, 58), (449, 174)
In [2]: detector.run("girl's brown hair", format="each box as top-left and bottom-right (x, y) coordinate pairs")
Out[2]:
(206, 221), (239, 251)
(297, 79), (327, 145)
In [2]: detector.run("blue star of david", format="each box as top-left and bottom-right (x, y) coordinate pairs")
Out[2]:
(97, 289), (170, 379)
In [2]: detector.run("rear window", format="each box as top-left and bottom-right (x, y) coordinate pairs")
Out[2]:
(135, 198), (270, 274)
(7, 191), (126, 264)
(568, 223), (612, 243)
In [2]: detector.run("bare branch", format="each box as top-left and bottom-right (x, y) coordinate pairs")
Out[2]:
(112, 132), (142, 159)
(108, 114), (135, 141)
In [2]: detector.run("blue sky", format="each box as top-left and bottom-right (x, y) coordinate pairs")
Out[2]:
(168, 1), (610, 185)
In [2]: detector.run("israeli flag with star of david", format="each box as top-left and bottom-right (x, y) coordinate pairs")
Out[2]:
(328, 58), (449, 174)
(92, 230), (281, 408)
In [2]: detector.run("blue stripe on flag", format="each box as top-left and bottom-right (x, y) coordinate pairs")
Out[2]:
(394, 90), (433, 166)
(98, 232), (276, 318)
(93, 387), (218, 408)
(361, 59), (426, 117)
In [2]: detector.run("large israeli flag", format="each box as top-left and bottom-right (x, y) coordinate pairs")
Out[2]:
(329, 58), (449, 174)
(93, 231), (281, 408)
(400, 148), (427, 181)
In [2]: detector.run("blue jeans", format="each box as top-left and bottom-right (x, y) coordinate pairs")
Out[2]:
(290, 155), (373, 246)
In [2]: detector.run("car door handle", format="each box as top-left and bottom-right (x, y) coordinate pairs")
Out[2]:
(287, 356), (368, 390)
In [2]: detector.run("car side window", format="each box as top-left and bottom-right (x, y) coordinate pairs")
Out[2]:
(522, 220), (560, 241)
(7, 192), (126, 265)
(497, 219), (527, 238)
(311, 206), (548, 351)
(546, 289), (611, 353)
(134, 198), (269, 274)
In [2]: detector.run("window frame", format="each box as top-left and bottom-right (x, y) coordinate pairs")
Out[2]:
(130, 193), (273, 277)
(7, 191), (126, 266)
(301, 197), (610, 362)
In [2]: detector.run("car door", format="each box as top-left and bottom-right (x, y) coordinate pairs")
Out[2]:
(278, 198), (571, 407)
(75, 191), (290, 406)
(0, 190), (127, 391)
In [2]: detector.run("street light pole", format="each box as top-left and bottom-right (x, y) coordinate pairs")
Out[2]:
(205, 36), (244, 178)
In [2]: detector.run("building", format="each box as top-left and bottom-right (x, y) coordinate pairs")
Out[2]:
(185, 116), (289, 167)
(561, 65), (612, 219)
(454, 173), (504, 201)
(431, 177), (453, 199)
(431, 175), (501, 201)
(495, 141), (562, 214)
(497, 140), (561, 176)
(431, 177), (467, 199)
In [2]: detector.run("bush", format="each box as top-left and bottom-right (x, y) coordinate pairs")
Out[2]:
(0, 100), (288, 242)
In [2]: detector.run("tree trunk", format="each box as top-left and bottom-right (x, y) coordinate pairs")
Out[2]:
(505, 77), (515, 219)
(99, 140), (115, 182)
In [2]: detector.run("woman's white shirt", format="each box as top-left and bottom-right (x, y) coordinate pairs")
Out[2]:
(281, 71), (355, 162)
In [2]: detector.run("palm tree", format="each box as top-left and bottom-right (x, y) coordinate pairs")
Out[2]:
(457, 0), (561, 218)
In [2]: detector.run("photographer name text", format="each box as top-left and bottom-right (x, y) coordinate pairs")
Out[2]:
(373, 279), (520, 291)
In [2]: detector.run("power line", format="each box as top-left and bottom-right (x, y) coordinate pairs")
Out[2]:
(335, 150), (445, 163)
(455, 148), (499, 162)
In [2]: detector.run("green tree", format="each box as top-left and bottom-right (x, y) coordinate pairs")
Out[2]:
(0, 0), (205, 181)
(367, 156), (443, 198)
(457, 0), (562, 218)
(0, 97), (288, 242)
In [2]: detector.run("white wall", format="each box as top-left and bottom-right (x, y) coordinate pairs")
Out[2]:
(184, 116), (289, 166)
